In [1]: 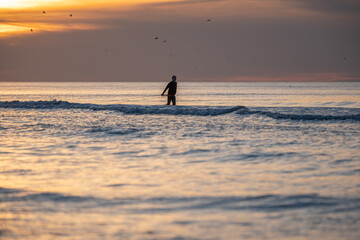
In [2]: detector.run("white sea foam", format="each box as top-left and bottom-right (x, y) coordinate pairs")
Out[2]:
(0, 100), (245, 116)
(1, 100), (359, 121)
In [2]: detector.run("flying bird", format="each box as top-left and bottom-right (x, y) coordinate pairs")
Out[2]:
(155, 37), (158, 40)
(70, 13), (72, 17)
(30, 29), (33, 32)
(206, 19), (212, 22)
(163, 40), (167, 43)
(42, 11), (46, 14)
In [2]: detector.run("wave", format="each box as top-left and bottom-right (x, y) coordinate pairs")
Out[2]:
(1, 100), (359, 120)
(0, 100), (244, 116)
(237, 108), (360, 121)
(1, 187), (359, 213)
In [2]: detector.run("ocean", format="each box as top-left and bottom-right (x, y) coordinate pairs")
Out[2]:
(0, 82), (359, 240)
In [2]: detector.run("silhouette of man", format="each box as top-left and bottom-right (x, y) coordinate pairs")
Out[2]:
(161, 75), (177, 105)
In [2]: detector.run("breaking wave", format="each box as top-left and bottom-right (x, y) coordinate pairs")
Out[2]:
(1, 100), (359, 120)
(237, 108), (360, 121)
(0, 100), (244, 116)
(1, 187), (359, 213)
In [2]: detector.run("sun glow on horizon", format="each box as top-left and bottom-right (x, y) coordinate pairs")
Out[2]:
(0, 0), (181, 36)
(0, 0), (64, 8)
(0, 0), (21, 8)
(0, 0), (177, 9)
(0, 24), (29, 34)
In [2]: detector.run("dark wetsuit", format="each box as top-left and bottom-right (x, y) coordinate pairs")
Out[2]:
(163, 81), (177, 105)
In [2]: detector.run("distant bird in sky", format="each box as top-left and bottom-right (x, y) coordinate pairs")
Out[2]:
(30, 29), (33, 32)
(344, 57), (346, 60)
(163, 40), (167, 43)
(206, 19), (212, 22)
(155, 37), (158, 40)
(70, 13), (72, 17)
(42, 11), (46, 14)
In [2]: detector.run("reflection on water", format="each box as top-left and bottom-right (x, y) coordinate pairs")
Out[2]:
(0, 82), (360, 239)
(1, 82), (360, 107)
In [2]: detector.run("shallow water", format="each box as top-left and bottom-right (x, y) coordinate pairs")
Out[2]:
(0, 82), (360, 239)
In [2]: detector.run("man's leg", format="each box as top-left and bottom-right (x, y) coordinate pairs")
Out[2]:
(167, 96), (171, 105)
(172, 96), (176, 105)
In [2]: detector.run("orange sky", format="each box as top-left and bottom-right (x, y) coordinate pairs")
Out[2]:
(0, 0), (359, 81)
(0, 0), (314, 37)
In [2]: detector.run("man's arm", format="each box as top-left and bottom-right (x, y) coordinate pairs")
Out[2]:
(161, 83), (169, 95)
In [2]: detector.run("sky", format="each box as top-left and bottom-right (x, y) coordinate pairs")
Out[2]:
(0, 0), (359, 82)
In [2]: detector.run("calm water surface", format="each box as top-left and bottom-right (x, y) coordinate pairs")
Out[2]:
(0, 82), (359, 240)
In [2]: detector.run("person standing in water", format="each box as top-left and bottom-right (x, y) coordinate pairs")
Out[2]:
(161, 75), (177, 105)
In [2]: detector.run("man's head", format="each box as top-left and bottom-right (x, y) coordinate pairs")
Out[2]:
(172, 75), (177, 81)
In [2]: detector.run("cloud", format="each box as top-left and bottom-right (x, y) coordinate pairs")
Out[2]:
(144, 0), (225, 7)
(0, 0), (359, 82)
(286, 0), (360, 16)
(0, 0), (248, 37)
(4, 0), (357, 38)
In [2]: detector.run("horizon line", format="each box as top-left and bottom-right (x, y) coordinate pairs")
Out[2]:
(1, 80), (360, 83)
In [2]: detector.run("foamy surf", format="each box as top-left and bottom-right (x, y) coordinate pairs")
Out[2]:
(0, 100), (245, 116)
(1, 100), (360, 121)
(237, 108), (360, 121)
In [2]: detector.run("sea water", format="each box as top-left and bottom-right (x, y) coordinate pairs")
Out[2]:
(0, 82), (359, 240)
